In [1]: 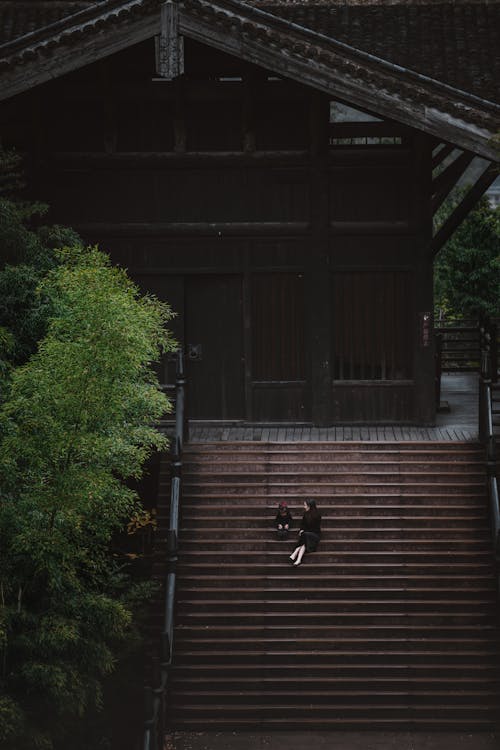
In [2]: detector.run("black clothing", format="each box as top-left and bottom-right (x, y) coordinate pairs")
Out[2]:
(300, 510), (321, 536)
(275, 509), (293, 539)
(275, 509), (293, 528)
(299, 510), (322, 552)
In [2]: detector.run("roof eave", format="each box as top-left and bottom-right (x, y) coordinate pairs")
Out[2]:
(0, 0), (498, 161)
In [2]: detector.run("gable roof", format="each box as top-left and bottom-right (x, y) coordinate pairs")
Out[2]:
(0, 0), (499, 160)
(252, 1), (500, 104)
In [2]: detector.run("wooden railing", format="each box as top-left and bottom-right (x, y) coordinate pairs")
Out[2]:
(478, 326), (500, 592)
(435, 318), (481, 373)
(143, 350), (186, 750)
(435, 317), (498, 409)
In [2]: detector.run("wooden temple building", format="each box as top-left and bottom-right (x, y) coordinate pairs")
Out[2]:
(0, 0), (499, 427)
(2, 2), (500, 741)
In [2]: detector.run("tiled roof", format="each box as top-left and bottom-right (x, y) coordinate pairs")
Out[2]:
(0, 1), (95, 46)
(248, 1), (500, 102)
(0, 0), (499, 104)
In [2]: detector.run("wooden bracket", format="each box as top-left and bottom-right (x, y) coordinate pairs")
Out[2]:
(432, 164), (498, 256)
(155, 0), (184, 80)
(431, 150), (474, 214)
(431, 143), (454, 172)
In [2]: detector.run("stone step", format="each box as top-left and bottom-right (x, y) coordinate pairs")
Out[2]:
(175, 492), (487, 503)
(175, 539), (492, 551)
(171, 662), (499, 679)
(176, 521), (489, 534)
(178, 550), (495, 576)
(174, 635), (500, 652)
(173, 608), (497, 627)
(166, 717), (496, 731)
(181, 483), (486, 495)
(154, 440), (500, 732)
(184, 440), (484, 459)
(171, 497), (488, 514)
(183, 460), (485, 472)
(167, 699), (499, 715)
(169, 688), (499, 706)
(182, 475), (487, 486)
(172, 600), (495, 616)
(172, 549), (495, 563)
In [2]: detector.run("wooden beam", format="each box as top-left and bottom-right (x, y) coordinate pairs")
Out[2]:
(173, 77), (186, 152)
(329, 221), (411, 235)
(432, 165), (498, 256)
(431, 143), (454, 172)
(431, 151), (474, 213)
(242, 71), (257, 154)
(72, 221), (311, 237)
(50, 151), (310, 166)
(155, 0), (184, 80)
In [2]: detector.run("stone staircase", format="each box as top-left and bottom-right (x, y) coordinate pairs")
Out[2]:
(163, 442), (500, 730)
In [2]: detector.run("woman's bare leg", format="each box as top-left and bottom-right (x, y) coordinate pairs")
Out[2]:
(289, 546), (300, 561)
(293, 544), (306, 565)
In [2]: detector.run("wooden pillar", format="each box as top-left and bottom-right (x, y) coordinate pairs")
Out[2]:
(308, 92), (331, 426)
(173, 78), (186, 153)
(242, 69), (257, 153)
(102, 59), (117, 154)
(412, 132), (436, 425)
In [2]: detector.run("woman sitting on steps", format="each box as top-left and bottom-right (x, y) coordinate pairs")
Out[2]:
(289, 499), (322, 567)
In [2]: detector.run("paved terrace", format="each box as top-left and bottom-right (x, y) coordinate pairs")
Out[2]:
(187, 374), (479, 443)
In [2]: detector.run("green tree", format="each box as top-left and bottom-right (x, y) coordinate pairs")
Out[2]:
(0, 245), (175, 749)
(0, 197), (83, 375)
(434, 196), (500, 320)
(0, 145), (83, 383)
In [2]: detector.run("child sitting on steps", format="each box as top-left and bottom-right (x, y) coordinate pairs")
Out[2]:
(275, 501), (292, 539)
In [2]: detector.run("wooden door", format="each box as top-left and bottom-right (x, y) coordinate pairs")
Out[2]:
(185, 275), (245, 420)
(331, 270), (415, 422)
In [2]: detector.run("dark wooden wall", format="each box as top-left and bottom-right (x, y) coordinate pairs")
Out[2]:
(0, 38), (435, 424)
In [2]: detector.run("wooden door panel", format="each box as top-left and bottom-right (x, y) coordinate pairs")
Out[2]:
(186, 276), (245, 420)
(251, 272), (308, 421)
(331, 269), (415, 422)
(332, 270), (413, 382)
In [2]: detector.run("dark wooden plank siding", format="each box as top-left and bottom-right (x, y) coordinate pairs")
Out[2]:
(251, 272), (308, 421)
(329, 163), (411, 225)
(252, 384), (307, 422)
(332, 383), (414, 423)
(251, 272), (305, 381)
(332, 270), (414, 381)
(185, 275), (245, 420)
(48, 165), (310, 225)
